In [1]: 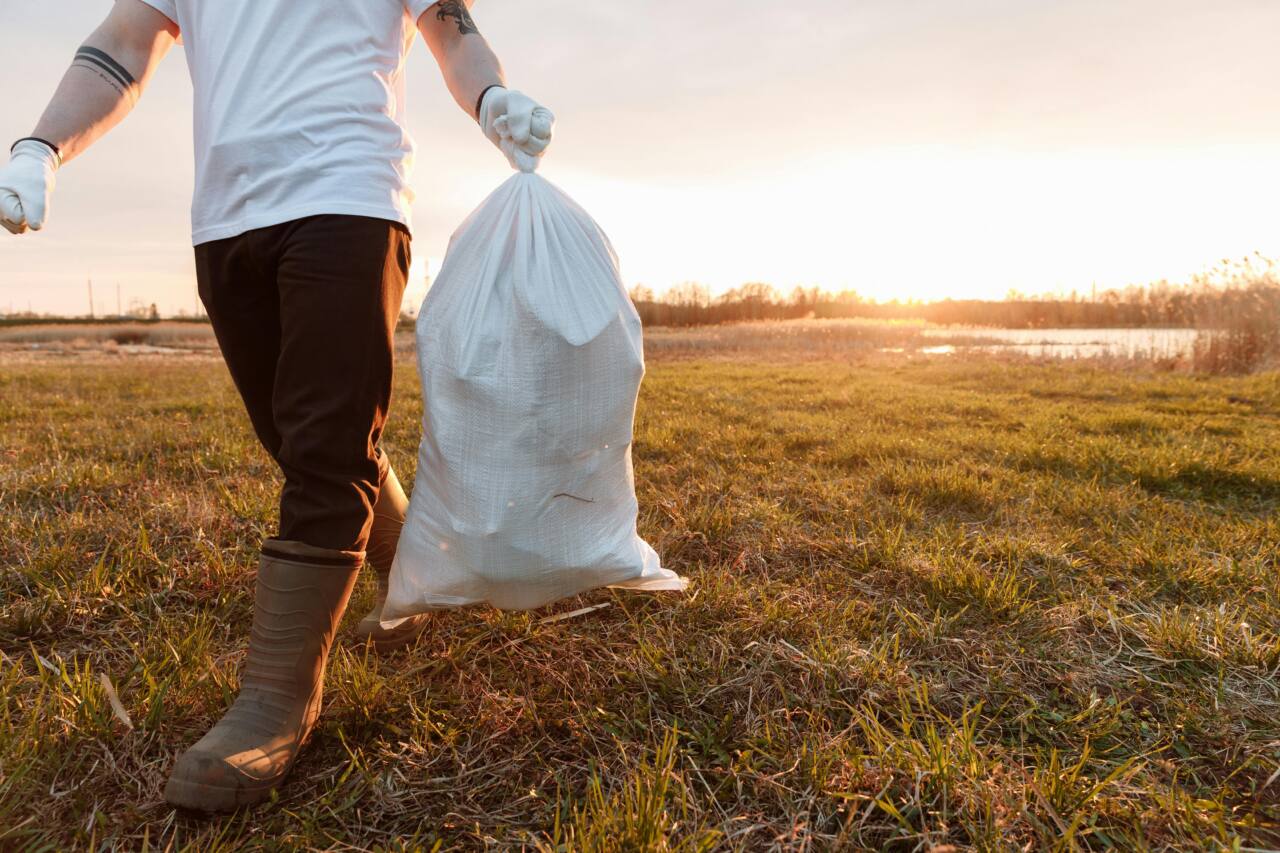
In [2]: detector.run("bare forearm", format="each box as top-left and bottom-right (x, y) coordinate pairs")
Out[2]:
(419, 2), (504, 119)
(33, 56), (138, 163)
(439, 36), (505, 119)
(30, 2), (175, 163)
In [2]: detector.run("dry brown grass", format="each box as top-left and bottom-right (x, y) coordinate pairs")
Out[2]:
(0, 321), (217, 346)
(2, 344), (1279, 850)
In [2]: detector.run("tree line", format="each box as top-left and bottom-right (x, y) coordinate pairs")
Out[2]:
(630, 258), (1280, 329)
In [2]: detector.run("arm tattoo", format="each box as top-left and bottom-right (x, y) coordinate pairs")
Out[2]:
(71, 46), (139, 101)
(435, 1), (479, 35)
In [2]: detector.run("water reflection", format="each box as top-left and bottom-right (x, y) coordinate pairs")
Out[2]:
(918, 327), (1198, 359)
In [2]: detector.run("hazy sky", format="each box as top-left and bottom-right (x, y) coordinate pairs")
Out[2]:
(3, 0), (1280, 315)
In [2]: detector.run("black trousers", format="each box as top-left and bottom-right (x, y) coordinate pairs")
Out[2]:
(195, 215), (411, 553)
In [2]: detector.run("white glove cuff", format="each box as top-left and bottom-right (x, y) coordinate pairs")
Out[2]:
(476, 84), (505, 123)
(11, 139), (61, 172)
(478, 85), (507, 132)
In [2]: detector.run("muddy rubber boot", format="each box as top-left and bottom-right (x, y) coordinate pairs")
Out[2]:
(163, 540), (361, 812)
(355, 464), (430, 653)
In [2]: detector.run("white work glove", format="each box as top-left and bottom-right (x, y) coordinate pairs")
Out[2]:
(479, 87), (555, 173)
(0, 139), (60, 235)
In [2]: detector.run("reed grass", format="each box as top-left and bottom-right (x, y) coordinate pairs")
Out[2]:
(1190, 258), (1280, 374)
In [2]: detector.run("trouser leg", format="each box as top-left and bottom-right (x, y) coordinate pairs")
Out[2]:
(271, 215), (410, 552)
(194, 215), (411, 553)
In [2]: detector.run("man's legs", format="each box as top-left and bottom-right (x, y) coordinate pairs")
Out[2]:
(195, 215), (410, 550)
(167, 216), (413, 812)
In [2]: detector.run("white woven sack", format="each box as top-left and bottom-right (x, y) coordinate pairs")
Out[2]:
(383, 172), (685, 616)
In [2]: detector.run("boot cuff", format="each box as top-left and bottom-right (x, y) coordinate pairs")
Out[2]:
(262, 538), (365, 568)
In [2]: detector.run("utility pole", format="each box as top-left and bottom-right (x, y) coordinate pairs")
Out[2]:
(116, 282), (122, 317)
(88, 278), (95, 320)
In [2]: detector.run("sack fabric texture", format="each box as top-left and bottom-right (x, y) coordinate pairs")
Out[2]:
(384, 172), (685, 616)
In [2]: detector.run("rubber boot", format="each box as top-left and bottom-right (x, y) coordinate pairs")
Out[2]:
(355, 464), (430, 652)
(163, 540), (361, 812)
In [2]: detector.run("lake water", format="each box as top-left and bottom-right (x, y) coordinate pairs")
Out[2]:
(918, 327), (1199, 359)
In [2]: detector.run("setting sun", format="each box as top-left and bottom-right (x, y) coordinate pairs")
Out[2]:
(552, 148), (1280, 304)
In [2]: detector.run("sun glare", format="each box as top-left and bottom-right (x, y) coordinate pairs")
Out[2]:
(556, 147), (1280, 304)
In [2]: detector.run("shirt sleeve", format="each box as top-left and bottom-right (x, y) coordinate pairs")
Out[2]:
(135, 0), (179, 28)
(405, 0), (439, 24)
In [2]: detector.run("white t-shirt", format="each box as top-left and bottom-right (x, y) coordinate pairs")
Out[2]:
(139, 0), (436, 245)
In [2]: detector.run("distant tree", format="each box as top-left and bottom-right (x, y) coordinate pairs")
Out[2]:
(666, 282), (711, 308)
(787, 286), (820, 319)
(622, 260), (1280, 330)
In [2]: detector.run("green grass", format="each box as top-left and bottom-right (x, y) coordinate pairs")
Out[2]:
(2, 354), (1279, 850)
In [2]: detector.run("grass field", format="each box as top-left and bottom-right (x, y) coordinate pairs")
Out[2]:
(2, 347), (1279, 850)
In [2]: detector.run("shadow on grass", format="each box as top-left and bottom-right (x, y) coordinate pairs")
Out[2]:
(1136, 464), (1280, 504)
(1016, 451), (1280, 507)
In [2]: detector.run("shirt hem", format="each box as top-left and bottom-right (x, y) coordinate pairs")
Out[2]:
(134, 0), (178, 27)
(192, 201), (412, 246)
(405, 0), (438, 23)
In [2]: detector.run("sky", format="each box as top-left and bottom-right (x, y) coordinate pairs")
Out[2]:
(3, 0), (1280, 315)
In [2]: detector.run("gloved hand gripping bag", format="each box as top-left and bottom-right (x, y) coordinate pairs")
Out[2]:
(384, 172), (686, 616)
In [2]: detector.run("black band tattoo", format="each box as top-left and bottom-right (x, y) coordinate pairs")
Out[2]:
(71, 46), (138, 100)
(435, 1), (479, 35)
